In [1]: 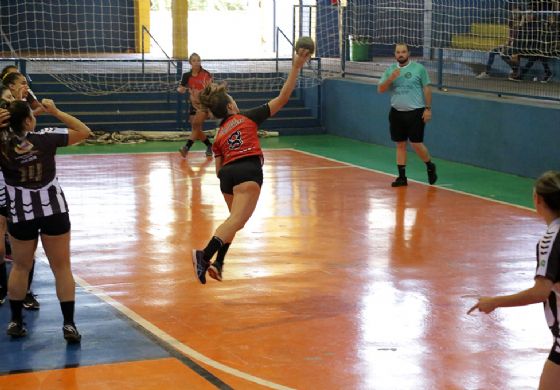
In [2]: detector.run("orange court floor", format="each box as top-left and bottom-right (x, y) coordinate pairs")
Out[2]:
(0, 149), (549, 390)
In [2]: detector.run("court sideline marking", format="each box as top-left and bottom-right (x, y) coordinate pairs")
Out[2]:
(288, 148), (535, 212)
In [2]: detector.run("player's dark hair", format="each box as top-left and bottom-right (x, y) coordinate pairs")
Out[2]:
(189, 52), (201, 64)
(535, 171), (560, 212)
(0, 99), (31, 159)
(1, 65), (18, 81)
(1, 86), (11, 98)
(199, 83), (230, 119)
(2, 72), (24, 88)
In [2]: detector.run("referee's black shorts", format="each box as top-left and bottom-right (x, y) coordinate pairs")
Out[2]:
(218, 156), (263, 195)
(389, 107), (426, 143)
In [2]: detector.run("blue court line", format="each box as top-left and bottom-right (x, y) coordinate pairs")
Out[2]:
(0, 259), (233, 389)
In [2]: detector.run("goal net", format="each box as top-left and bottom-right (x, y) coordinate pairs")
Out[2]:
(0, 0), (337, 95)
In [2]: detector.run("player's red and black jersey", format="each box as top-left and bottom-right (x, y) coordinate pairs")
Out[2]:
(0, 127), (69, 223)
(212, 104), (270, 166)
(535, 218), (560, 338)
(180, 69), (212, 105)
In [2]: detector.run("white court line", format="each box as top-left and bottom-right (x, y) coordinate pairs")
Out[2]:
(73, 275), (295, 390)
(287, 148), (536, 212)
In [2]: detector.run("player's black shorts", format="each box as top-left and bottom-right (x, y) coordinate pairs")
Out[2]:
(0, 206), (7, 218)
(389, 107), (426, 143)
(8, 212), (71, 241)
(548, 336), (560, 365)
(218, 156), (263, 195)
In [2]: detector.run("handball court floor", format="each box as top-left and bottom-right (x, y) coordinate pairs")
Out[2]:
(0, 136), (548, 390)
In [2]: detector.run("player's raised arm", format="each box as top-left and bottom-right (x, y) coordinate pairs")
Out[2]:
(41, 99), (92, 145)
(267, 48), (312, 117)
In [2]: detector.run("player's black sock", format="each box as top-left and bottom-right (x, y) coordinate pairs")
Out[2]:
(214, 243), (230, 267)
(425, 161), (435, 170)
(27, 259), (35, 292)
(60, 301), (75, 326)
(185, 139), (194, 149)
(203, 236), (224, 262)
(10, 300), (24, 323)
(0, 262), (7, 298)
(203, 138), (212, 147)
(397, 165), (406, 178)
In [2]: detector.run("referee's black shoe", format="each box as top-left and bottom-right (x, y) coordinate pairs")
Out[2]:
(391, 177), (408, 187)
(427, 163), (438, 185)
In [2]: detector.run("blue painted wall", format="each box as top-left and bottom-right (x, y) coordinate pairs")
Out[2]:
(0, 0), (135, 54)
(323, 78), (560, 178)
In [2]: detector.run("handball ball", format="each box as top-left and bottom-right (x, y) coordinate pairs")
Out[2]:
(295, 36), (315, 55)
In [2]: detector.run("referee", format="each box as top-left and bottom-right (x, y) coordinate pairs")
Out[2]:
(378, 43), (437, 187)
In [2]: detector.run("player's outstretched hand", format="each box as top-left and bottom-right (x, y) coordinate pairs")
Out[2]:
(41, 98), (59, 115)
(467, 297), (496, 315)
(293, 49), (311, 70)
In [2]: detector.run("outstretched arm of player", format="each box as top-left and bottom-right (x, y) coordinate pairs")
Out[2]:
(267, 49), (311, 116)
(41, 99), (92, 145)
(467, 276), (553, 315)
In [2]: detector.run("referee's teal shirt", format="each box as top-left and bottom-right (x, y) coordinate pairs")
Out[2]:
(379, 61), (430, 111)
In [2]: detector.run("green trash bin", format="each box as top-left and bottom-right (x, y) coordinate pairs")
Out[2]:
(349, 35), (370, 61)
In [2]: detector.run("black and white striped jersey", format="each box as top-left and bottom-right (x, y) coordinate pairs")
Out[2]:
(535, 218), (560, 337)
(0, 128), (69, 223)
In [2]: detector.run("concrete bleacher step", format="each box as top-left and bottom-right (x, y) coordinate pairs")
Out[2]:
(30, 73), (324, 134)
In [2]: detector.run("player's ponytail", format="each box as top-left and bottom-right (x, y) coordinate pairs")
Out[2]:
(199, 83), (230, 119)
(0, 99), (31, 159)
(535, 171), (560, 213)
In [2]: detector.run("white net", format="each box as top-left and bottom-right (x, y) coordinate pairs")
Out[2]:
(0, 0), (337, 95)
(343, 0), (560, 57)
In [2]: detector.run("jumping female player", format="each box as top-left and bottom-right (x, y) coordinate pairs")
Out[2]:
(191, 47), (311, 283)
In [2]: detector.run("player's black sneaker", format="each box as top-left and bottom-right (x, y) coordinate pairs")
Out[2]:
(23, 292), (40, 310)
(391, 177), (408, 187)
(208, 263), (223, 282)
(427, 163), (438, 185)
(205, 146), (213, 157)
(7, 321), (27, 338)
(63, 324), (82, 344)
(192, 250), (209, 284)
